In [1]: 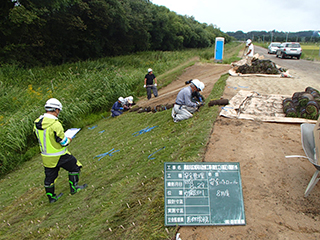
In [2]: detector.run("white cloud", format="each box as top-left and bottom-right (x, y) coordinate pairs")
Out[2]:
(151, 0), (320, 32)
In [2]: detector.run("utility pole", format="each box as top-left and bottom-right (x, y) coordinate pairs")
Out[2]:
(286, 32), (289, 42)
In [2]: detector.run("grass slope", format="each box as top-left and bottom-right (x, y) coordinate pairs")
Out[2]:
(0, 73), (228, 240)
(0, 43), (242, 176)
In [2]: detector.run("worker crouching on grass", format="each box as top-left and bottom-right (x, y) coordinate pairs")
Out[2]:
(123, 96), (134, 111)
(111, 97), (125, 117)
(172, 79), (205, 123)
(185, 79), (205, 104)
(144, 68), (158, 100)
(34, 98), (87, 203)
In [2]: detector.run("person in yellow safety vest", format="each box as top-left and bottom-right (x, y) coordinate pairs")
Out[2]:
(34, 98), (87, 203)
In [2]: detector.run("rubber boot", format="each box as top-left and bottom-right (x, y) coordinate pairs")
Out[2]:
(69, 172), (87, 195)
(45, 185), (63, 203)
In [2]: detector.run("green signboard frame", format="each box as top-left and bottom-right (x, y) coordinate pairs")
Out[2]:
(164, 162), (245, 226)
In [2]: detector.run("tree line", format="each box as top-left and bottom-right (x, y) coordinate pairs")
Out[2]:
(0, 0), (231, 67)
(227, 30), (320, 43)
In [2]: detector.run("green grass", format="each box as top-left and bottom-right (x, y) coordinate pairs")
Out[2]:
(300, 43), (320, 61)
(0, 72), (229, 239)
(0, 44), (241, 177)
(0, 50), (200, 176)
(197, 41), (243, 63)
(222, 42), (244, 63)
(0, 42), (241, 239)
(253, 42), (269, 49)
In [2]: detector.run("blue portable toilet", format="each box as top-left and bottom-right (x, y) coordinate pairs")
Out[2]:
(214, 37), (225, 62)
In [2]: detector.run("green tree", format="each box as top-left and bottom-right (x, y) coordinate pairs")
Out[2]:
(0, 0), (232, 66)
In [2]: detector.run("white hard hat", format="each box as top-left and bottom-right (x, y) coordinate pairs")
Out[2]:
(191, 79), (203, 91)
(127, 96), (133, 103)
(118, 97), (124, 103)
(44, 98), (62, 111)
(246, 39), (252, 46)
(198, 82), (205, 91)
(148, 68), (153, 72)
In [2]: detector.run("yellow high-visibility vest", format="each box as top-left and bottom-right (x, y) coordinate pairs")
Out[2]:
(34, 116), (70, 168)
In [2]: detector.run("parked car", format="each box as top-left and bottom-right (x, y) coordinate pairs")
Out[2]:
(276, 42), (302, 59)
(268, 42), (281, 54)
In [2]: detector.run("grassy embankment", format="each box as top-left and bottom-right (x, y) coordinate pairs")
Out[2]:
(0, 43), (242, 239)
(254, 42), (320, 61)
(0, 50), (199, 176)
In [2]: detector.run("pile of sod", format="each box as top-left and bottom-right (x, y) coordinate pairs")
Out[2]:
(283, 86), (320, 120)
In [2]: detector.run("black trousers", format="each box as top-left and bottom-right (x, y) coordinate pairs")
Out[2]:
(146, 85), (158, 99)
(44, 154), (82, 186)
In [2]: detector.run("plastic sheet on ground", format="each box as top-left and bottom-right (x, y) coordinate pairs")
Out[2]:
(228, 68), (292, 78)
(220, 90), (317, 124)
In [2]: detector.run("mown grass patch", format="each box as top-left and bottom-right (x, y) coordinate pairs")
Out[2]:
(300, 44), (320, 61)
(0, 73), (229, 239)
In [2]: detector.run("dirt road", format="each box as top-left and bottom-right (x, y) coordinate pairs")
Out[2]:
(136, 62), (232, 109)
(174, 50), (320, 239)
(256, 46), (320, 81)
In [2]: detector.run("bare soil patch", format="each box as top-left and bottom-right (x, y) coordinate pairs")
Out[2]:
(176, 64), (320, 239)
(136, 62), (231, 109)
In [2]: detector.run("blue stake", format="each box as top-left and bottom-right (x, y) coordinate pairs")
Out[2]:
(132, 126), (158, 137)
(148, 147), (165, 160)
(94, 148), (120, 161)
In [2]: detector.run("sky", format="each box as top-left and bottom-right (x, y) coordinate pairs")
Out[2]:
(151, 0), (320, 33)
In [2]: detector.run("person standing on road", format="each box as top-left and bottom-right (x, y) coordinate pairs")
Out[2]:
(34, 98), (87, 203)
(245, 39), (254, 57)
(172, 79), (204, 123)
(144, 68), (158, 100)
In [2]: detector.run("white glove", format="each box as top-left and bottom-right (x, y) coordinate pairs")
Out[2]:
(143, 85), (146, 88)
(176, 233), (182, 240)
(154, 83), (157, 87)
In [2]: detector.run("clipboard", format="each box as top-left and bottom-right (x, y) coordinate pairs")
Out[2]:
(64, 128), (81, 139)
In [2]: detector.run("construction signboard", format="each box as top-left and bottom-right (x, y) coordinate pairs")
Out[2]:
(164, 162), (245, 226)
